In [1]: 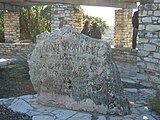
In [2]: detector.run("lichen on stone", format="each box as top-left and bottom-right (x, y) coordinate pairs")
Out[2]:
(28, 26), (130, 115)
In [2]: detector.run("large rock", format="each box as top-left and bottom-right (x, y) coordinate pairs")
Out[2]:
(28, 26), (130, 115)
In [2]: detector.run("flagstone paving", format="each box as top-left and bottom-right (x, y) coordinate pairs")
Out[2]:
(0, 89), (159, 120)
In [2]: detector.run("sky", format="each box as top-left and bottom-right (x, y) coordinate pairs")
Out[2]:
(81, 4), (139, 26)
(81, 5), (119, 26)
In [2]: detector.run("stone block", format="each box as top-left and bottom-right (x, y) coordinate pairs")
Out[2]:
(139, 11), (147, 17)
(146, 25), (160, 32)
(141, 0), (154, 4)
(142, 17), (152, 23)
(137, 61), (146, 68)
(145, 32), (159, 38)
(153, 52), (160, 59)
(68, 113), (92, 120)
(51, 109), (77, 119)
(137, 73), (148, 81)
(139, 31), (147, 38)
(152, 17), (159, 21)
(149, 76), (160, 84)
(138, 38), (149, 43)
(144, 57), (159, 63)
(143, 44), (157, 51)
(32, 115), (55, 120)
(147, 62), (158, 70)
(137, 57), (141, 61)
(8, 99), (34, 113)
(28, 26), (130, 115)
(148, 11), (153, 16)
(154, 10), (160, 16)
(151, 39), (160, 46)
(138, 25), (145, 30)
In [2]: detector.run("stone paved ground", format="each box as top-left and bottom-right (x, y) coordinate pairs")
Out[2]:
(0, 55), (160, 120)
(0, 89), (159, 120)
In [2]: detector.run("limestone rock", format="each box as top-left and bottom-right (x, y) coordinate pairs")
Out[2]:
(28, 26), (130, 115)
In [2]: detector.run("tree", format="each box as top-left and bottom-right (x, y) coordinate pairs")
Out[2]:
(19, 5), (51, 42)
(0, 10), (4, 42)
(83, 15), (109, 34)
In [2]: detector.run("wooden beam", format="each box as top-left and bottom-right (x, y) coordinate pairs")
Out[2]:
(27, 0), (137, 8)
(0, 2), (20, 11)
(0, 0), (137, 9)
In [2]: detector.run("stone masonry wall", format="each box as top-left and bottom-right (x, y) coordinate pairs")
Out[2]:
(4, 11), (20, 43)
(112, 48), (137, 64)
(72, 7), (83, 32)
(137, 0), (160, 87)
(0, 43), (30, 55)
(114, 9), (132, 48)
(0, 42), (137, 64)
(51, 4), (83, 32)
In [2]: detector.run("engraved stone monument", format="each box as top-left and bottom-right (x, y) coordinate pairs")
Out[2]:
(28, 26), (130, 115)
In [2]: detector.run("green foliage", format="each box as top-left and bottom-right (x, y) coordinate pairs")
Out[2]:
(83, 15), (109, 34)
(0, 10), (4, 42)
(149, 90), (160, 114)
(9, 44), (35, 79)
(19, 5), (51, 42)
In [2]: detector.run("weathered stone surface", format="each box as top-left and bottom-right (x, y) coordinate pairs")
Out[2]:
(4, 11), (20, 43)
(28, 26), (130, 115)
(32, 115), (55, 120)
(138, 25), (145, 30)
(114, 9), (132, 48)
(51, 109), (76, 119)
(154, 10), (160, 16)
(8, 99), (34, 113)
(153, 52), (160, 59)
(146, 25), (160, 32)
(0, 89), (159, 120)
(142, 17), (152, 23)
(143, 44), (157, 51)
(139, 10), (147, 17)
(68, 113), (92, 120)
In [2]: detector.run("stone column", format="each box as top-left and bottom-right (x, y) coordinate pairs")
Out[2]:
(137, 0), (160, 87)
(51, 4), (83, 32)
(4, 11), (20, 43)
(72, 7), (83, 32)
(114, 9), (132, 48)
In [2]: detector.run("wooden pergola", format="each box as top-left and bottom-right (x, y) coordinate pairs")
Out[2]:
(0, 0), (140, 11)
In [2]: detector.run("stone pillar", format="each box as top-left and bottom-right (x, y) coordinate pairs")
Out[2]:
(72, 7), (83, 32)
(137, 0), (160, 87)
(51, 4), (83, 32)
(4, 11), (20, 43)
(114, 9), (132, 48)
